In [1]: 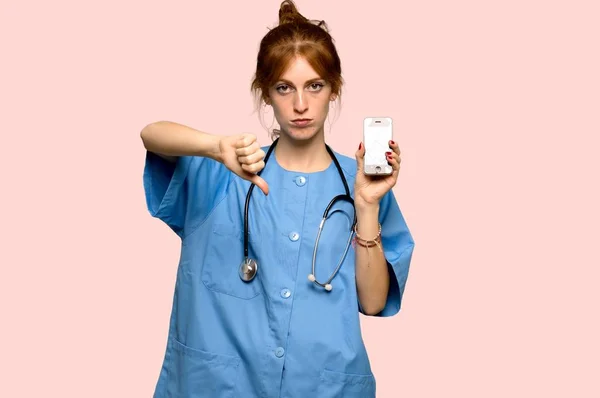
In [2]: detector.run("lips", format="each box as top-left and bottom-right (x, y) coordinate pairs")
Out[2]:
(291, 118), (312, 126)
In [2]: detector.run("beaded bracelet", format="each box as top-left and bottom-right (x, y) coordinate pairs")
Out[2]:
(352, 223), (383, 252)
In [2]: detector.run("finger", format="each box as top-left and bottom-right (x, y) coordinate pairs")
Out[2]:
(355, 142), (365, 172)
(386, 154), (400, 168)
(241, 160), (265, 174)
(250, 175), (269, 196)
(235, 141), (260, 157)
(388, 140), (401, 155)
(238, 149), (265, 165)
(386, 153), (401, 178)
(235, 134), (257, 149)
(386, 151), (401, 164)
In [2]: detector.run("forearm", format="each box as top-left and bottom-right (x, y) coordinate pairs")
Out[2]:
(140, 121), (221, 161)
(354, 201), (389, 315)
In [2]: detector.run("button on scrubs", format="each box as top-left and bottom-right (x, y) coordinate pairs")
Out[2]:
(143, 145), (415, 398)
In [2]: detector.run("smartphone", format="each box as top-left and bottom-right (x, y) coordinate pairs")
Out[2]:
(363, 117), (393, 175)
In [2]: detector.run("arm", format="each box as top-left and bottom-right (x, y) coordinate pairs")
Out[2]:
(353, 140), (403, 315)
(140, 121), (269, 195)
(140, 121), (221, 163)
(355, 201), (390, 315)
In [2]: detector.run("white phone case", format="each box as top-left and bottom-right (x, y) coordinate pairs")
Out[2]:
(363, 117), (393, 175)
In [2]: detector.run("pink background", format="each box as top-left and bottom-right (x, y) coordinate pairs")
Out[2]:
(1, 0), (599, 396)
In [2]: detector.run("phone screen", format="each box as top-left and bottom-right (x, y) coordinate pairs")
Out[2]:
(363, 117), (393, 175)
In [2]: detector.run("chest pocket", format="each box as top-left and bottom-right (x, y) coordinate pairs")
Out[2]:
(201, 223), (262, 300)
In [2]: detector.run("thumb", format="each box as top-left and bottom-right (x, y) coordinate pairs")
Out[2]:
(355, 141), (365, 172)
(250, 175), (269, 196)
(235, 133), (256, 149)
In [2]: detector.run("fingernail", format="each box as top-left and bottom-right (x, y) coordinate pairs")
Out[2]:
(359, 142), (362, 150)
(386, 152), (391, 155)
(390, 140), (395, 145)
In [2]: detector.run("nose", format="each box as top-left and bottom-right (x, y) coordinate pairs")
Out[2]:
(293, 92), (308, 114)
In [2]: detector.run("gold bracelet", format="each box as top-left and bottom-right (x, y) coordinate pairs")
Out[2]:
(354, 239), (380, 248)
(352, 223), (383, 252)
(354, 223), (382, 242)
(352, 223), (383, 268)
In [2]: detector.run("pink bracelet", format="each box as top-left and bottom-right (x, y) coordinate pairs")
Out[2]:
(352, 223), (383, 268)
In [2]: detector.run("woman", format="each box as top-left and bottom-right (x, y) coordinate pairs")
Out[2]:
(140, 1), (414, 397)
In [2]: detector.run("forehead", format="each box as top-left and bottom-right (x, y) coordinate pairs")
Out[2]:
(278, 56), (322, 83)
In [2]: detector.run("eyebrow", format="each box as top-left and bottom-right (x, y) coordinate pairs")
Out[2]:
(276, 78), (325, 86)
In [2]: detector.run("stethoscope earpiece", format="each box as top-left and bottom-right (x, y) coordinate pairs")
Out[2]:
(308, 274), (333, 291)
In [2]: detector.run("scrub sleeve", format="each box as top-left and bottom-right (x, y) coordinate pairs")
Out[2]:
(358, 190), (415, 317)
(143, 151), (231, 239)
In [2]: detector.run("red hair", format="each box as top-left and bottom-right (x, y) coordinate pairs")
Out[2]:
(250, 0), (344, 109)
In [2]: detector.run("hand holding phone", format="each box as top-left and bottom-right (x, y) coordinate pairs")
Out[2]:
(363, 117), (393, 175)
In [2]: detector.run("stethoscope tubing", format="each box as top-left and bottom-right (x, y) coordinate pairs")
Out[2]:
(242, 138), (357, 289)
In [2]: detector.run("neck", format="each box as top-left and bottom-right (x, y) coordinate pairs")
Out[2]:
(274, 132), (331, 173)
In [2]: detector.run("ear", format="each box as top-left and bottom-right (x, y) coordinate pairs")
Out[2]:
(330, 93), (337, 102)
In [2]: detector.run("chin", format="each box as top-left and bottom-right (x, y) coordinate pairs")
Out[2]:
(281, 125), (323, 141)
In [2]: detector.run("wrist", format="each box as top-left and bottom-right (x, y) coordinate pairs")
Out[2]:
(202, 134), (223, 162)
(355, 199), (380, 214)
(355, 201), (379, 232)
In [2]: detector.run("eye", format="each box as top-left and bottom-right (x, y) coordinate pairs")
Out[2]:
(276, 84), (292, 94)
(308, 83), (324, 91)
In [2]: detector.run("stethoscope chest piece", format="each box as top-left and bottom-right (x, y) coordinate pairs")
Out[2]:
(239, 258), (258, 282)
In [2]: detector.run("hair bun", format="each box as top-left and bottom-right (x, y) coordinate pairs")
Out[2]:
(278, 0), (308, 25)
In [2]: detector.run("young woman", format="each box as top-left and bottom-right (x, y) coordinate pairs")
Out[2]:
(140, 1), (414, 397)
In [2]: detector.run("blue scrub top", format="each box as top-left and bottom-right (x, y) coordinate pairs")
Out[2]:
(143, 144), (414, 398)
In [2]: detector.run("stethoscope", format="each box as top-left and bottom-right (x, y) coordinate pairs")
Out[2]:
(239, 137), (356, 292)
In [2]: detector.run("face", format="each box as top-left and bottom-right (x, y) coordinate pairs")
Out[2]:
(266, 56), (336, 142)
